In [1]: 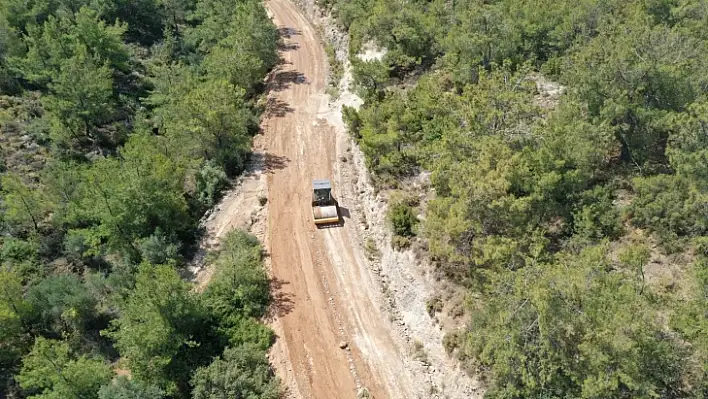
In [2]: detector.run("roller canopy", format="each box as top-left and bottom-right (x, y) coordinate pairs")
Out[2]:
(313, 179), (332, 190)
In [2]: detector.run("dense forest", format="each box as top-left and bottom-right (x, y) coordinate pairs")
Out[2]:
(3, 0), (708, 397)
(0, 0), (280, 398)
(325, 0), (708, 397)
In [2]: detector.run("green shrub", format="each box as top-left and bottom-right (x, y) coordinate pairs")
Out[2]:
(195, 161), (229, 210)
(203, 230), (270, 320)
(325, 43), (343, 88)
(26, 275), (98, 336)
(137, 228), (181, 265)
(573, 186), (622, 240)
(1, 237), (38, 263)
(364, 238), (380, 260)
(425, 295), (443, 317)
(342, 105), (361, 139)
(98, 377), (165, 399)
(389, 202), (417, 237)
(191, 344), (279, 399)
(391, 235), (411, 250)
(442, 331), (463, 355)
(628, 175), (708, 243)
(218, 315), (274, 351)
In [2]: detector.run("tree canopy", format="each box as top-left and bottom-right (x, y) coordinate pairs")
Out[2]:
(190, 344), (279, 399)
(17, 337), (113, 399)
(0, 0), (279, 397)
(330, 0), (708, 395)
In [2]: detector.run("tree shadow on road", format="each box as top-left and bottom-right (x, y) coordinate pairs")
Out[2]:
(279, 41), (299, 52)
(268, 277), (295, 318)
(269, 70), (308, 92)
(278, 26), (301, 38)
(263, 97), (295, 118)
(249, 152), (290, 174)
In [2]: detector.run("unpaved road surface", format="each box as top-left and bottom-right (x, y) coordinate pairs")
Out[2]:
(194, 0), (479, 397)
(262, 0), (417, 397)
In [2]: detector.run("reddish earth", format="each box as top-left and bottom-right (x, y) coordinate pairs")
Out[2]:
(194, 0), (470, 397)
(261, 1), (415, 397)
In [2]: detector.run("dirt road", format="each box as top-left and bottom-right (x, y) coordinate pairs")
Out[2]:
(261, 0), (418, 397)
(191, 0), (481, 397)
(188, 0), (482, 396)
